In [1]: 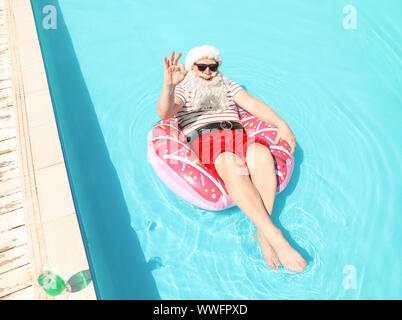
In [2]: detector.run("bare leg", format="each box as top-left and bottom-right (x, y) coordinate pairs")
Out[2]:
(214, 152), (278, 238)
(214, 151), (279, 269)
(245, 143), (277, 214)
(214, 151), (306, 272)
(245, 142), (281, 268)
(245, 143), (307, 272)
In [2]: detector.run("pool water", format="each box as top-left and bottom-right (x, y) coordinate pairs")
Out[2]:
(31, 0), (402, 299)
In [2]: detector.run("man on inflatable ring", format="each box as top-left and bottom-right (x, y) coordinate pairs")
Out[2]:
(156, 45), (306, 272)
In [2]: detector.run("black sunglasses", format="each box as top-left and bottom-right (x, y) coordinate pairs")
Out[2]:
(195, 63), (219, 72)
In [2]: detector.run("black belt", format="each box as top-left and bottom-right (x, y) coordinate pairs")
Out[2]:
(185, 121), (245, 144)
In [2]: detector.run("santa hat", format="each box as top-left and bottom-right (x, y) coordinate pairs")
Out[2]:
(185, 45), (222, 70)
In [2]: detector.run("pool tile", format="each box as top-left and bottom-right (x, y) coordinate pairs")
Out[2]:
(35, 163), (75, 224)
(17, 40), (43, 67)
(29, 121), (64, 170)
(15, 20), (38, 43)
(25, 89), (55, 128)
(12, 0), (31, 9)
(21, 62), (49, 94)
(12, 2), (34, 25)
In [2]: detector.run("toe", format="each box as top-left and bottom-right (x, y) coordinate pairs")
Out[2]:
(297, 262), (306, 272)
(268, 262), (278, 270)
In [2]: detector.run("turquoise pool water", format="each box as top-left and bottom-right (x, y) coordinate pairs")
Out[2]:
(31, 0), (402, 299)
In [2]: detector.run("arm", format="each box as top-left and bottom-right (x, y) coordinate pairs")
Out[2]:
(157, 50), (187, 120)
(234, 90), (285, 127)
(234, 90), (296, 154)
(157, 84), (184, 119)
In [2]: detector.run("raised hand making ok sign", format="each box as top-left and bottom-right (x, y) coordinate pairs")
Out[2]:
(163, 50), (188, 86)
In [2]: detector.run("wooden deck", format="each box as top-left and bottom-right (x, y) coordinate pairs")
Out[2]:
(0, 0), (34, 299)
(0, 212), (34, 299)
(0, 190), (34, 300)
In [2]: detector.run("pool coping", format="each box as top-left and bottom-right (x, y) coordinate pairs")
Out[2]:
(3, 0), (96, 300)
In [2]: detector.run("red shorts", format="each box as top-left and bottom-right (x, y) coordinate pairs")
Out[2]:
(190, 129), (255, 175)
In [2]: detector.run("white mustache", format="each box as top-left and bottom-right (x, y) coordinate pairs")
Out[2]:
(199, 71), (218, 79)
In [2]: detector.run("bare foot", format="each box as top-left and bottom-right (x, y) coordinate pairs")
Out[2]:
(267, 230), (307, 272)
(254, 229), (280, 270)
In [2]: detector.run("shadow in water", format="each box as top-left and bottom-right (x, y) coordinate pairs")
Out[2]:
(30, 0), (160, 299)
(274, 143), (303, 215)
(272, 145), (312, 262)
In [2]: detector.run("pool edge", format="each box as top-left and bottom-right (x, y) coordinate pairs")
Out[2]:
(3, 0), (96, 300)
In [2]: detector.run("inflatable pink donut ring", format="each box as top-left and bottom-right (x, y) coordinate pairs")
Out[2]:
(147, 107), (294, 211)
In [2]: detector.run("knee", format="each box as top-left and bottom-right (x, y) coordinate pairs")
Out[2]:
(246, 143), (275, 171)
(214, 152), (249, 181)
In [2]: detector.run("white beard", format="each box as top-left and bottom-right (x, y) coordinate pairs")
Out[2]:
(180, 71), (231, 114)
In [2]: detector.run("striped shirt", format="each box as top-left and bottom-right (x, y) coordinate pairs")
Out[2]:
(174, 80), (244, 136)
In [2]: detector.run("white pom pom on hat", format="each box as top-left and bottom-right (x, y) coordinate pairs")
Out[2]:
(185, 45), (222, 70)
